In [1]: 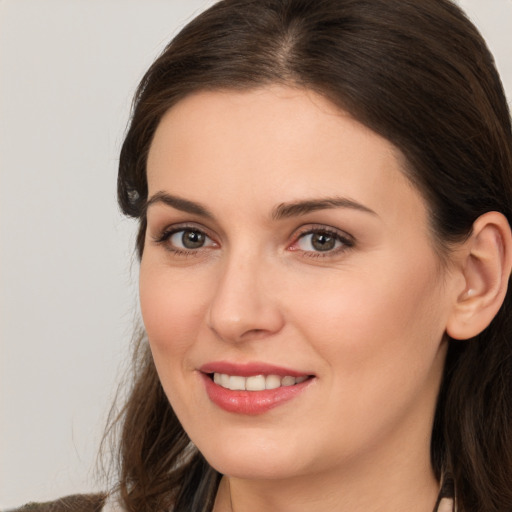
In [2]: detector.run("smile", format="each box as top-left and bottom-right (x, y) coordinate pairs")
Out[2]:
(212, 373), (309, 391)
(199, 363), (315, 415)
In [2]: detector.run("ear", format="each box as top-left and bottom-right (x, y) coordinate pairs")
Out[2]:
(446, 211), (512, 340)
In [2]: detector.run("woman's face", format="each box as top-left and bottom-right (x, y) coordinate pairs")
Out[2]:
(140, 86), (458, 482)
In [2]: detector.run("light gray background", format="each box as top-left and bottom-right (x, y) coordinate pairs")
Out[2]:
(1, 0), (510, 508)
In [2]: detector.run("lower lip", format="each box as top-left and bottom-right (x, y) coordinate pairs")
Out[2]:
(201, 373), (313, 415)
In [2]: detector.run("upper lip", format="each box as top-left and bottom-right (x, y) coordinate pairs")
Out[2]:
(199, 361), (313, 377)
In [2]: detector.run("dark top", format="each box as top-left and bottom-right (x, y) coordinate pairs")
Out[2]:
(8, 494), (106, 512)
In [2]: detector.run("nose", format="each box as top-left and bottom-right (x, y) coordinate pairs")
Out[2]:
(207, 251), (285, 343)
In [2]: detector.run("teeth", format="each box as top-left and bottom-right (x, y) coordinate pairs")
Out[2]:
(220, 373), (230, 388)
(229, 375), (246, 390)
(281, 376), (295, 386)
(212, 373), (308, 391)
(266, 375), (281, 389)
(246, 375), (265, 391)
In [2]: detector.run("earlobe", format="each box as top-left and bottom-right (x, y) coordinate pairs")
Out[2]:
(446, 212), (512, 341)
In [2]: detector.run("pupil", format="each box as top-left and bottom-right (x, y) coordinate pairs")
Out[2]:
(312, 233), (335, 251)
(182, 230), (205, 249)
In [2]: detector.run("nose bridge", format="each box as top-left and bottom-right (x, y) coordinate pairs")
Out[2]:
(207, 244), (284, 342)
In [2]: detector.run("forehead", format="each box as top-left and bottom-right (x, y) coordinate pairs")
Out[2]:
(146, 86), (426, 227)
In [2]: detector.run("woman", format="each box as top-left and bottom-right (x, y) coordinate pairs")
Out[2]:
(16, 0), (512, 511)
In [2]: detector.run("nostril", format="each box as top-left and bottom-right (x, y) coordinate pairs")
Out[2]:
(239, 328), (271, 341)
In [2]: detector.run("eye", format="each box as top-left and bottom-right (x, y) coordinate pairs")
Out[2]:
(170, 229), (210, 250)
(297, 231), (340, 252)
(290, 227), (354, 256)
(154, 226), (217, 254)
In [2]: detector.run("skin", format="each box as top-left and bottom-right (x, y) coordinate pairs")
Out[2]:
(140, 86), (463, 511)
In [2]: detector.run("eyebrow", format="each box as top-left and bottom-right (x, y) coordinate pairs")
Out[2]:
(145, 191), (214, 218)
(271, 197), (377, 220)
(145, 191), (377, 220)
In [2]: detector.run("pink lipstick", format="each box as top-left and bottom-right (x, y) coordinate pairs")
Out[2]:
(199, 362), (314, 415)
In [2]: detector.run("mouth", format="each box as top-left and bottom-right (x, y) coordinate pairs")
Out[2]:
(210, 372), (310, 391)
(199, 362), (315, 415)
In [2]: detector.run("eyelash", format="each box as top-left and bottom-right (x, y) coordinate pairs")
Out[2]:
(152, 224), (354, 258)
(290, 225), (354, 258)
(153, 224), (217, 257)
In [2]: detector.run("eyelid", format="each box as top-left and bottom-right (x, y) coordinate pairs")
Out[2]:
(288, 224), (355, 256)
(152, 222), (218, 252)
(152, 221), (210, 240)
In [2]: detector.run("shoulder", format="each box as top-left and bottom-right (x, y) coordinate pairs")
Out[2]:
(8, 494), (106, 512)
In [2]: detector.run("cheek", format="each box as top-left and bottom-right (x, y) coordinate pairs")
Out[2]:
(139, 260), (210, 358)
(291, 254), (447, 389)
(286, 262), (447, 457)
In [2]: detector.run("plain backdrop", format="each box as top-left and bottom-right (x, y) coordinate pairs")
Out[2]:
(0, 0), (510, 509)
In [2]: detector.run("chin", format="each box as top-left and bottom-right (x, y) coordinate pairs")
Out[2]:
(195, 432), (310, 480)
(207, 455), (305, 481)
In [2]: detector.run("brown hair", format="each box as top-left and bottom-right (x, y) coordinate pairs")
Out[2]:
(113, 1), (512, 510)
